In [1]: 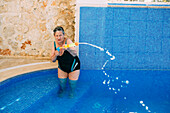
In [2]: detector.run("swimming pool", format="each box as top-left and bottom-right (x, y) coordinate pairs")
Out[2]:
(0, 69), (169, 113)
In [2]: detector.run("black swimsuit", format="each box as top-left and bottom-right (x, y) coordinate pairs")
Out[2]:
(54, 41), (80, 73)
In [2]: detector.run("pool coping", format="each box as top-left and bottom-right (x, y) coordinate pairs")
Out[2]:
(108, 2), (170, 8)
(0, 61), (58, 82)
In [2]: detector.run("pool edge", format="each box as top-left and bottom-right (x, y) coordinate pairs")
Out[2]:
(0, 62), (58, 82)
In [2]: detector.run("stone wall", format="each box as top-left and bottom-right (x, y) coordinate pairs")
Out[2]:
(0, 0), (76, 57)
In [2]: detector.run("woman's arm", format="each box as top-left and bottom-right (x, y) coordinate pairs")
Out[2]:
(51, 42), (59, 62)
(66, 39), (77, 51)
(64, 38), (77, 56)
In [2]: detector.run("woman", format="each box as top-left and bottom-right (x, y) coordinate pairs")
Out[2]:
(51, 26), (80, 98)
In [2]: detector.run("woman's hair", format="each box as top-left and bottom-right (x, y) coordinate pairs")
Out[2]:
(53, 26), (65, 35)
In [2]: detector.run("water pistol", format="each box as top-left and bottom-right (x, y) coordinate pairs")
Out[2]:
(56, 42), (79, 51)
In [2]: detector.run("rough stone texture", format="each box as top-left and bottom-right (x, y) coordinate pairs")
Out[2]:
(0, 37), (3, 45)
(3, 26), (15, 38)
(0, 0), (76, 57)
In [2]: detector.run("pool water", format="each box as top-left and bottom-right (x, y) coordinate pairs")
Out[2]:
(0, 69), (169, 113)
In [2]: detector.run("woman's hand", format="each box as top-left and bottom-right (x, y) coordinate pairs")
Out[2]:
(61, 44), (68, 50)
(54, 50), (59, 56)
(51, 50), (59, 62)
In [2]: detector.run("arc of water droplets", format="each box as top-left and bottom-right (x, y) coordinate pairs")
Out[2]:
(79, 43), (105, 51)
(102, 48), (129, 96)
(0, 98), (21, 111)
(140, 101), (152, 112)
(81, 42), (154, 112)
(79, 42), (129, 97)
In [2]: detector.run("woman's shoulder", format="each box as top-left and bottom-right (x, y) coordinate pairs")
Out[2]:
(52, 41), (58, 48)
(65, 38), (73, 44)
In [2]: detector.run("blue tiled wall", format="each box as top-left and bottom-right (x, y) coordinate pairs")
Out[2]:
(79, 7), (170, 70)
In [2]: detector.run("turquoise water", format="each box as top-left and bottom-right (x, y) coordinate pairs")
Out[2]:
(0, 69), (169, 113)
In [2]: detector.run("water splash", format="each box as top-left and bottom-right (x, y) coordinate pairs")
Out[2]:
(102, 60), (109, 70)
(79, 42), (115, 61)
(79, 42), (153, 112)
(106, 50), (115, 60)
(139, 101), (152, 112)
(79, 42), (104, 51)
(79, 42), (129, 96)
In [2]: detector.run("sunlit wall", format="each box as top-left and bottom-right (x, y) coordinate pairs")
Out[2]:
(0, 0), (76, 57)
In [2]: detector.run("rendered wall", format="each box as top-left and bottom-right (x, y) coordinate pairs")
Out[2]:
(79, 7), (170, 70)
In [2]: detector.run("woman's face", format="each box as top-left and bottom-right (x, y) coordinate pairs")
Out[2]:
(54, 31), (64, 43)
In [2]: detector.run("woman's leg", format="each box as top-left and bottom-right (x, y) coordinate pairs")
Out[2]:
(68, 70), (80, 97)
(58, 68), (68, 78)
(68, 70), (80, 80)
(58, 68), (68, 97)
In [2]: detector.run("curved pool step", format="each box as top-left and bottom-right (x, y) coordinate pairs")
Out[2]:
(22, 82), (92, 113)
(0, 74), (59, 113)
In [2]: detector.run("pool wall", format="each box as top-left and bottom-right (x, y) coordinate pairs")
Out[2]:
(78, 4), (170, 70)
